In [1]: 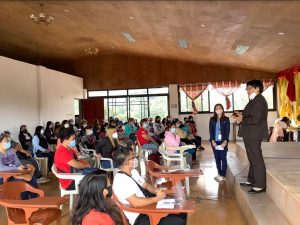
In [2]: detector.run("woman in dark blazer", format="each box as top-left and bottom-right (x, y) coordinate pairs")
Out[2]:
(209, 104), (230, 182)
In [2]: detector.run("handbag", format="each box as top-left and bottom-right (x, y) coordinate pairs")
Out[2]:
(118, 171), (156, 198)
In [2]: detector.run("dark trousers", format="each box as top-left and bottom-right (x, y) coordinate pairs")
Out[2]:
(134, 213), (187, 225)
(212, 141), (228, 177)
(36, 150), (54, 171)
(243, 138), (266, 189)
(8, 176), (38, 199)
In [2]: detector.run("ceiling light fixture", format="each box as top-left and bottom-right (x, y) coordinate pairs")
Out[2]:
(122, 32), (135, 42)
(178, 39), (188, 49)
(234, 44), (249, 55)
(129, 16), (134, 19)
(30, 3), (54, 25)
(200, 24), (206, 27)
(84, 47), (99, 55)
(278, 32), (285, 36)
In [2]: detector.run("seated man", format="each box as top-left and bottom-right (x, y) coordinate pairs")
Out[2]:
(80, 125), (97, 149)
(116, 121), (133, 149)
(113, 148), (187, 225)
(0, 132), (37, 198)
(54, 128), (90, 190)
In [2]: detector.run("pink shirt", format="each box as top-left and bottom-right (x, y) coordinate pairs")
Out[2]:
(164, 131), (181, 153)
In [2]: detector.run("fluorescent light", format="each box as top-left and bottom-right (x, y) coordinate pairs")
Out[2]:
(234, 44), (249, 55)
(278, 32), (285, 36)
(200, 24), (206, 27)
(178, 39), (188, 49)
(207, 83), (213, 90)
(122, 32), (135, 42)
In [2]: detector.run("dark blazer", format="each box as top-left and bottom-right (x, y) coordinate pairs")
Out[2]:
(209, 116), (230, 143)
(238, 94), (268, 139)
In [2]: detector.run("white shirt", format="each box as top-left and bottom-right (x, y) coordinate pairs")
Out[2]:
(113, 169), (146, 225)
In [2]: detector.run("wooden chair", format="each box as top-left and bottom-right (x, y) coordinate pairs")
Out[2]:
(0, 171), (22, 183)
(0, 181), (67, 225)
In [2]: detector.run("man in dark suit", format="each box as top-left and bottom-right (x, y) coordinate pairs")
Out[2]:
(234, 80), (268, 194)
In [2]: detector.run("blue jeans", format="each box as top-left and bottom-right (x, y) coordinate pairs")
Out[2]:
(141, 143), (159, 153)
(212, 141), (228, 177)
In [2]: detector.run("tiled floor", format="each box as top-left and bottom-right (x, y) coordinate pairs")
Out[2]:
(0, 141), (246, 225)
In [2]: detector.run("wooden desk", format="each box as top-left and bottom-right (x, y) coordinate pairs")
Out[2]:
(151, 169), (203, 187)
(0, 196), (68, 221)
(0, 170), (22, 183)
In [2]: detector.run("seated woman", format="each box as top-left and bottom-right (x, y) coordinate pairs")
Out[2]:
(54, 121), (61, 137)
(80, 119), (88, 137)
(81, 125), (97, 149)
(113, 148), (187, 225)
(137, 118), (159, 153)
(54, 128), (90, 190)
(32, 126), (54, 171)
(95, 128), (119, 169)
(44, 121), (58, 145)
(0, 133), (37, 197)
(270, 117), (290, 142)
(93, 119), (101, 140)
(164, 122), (195, 168)
(124, 118), (137, 144)
(71, 171), (124, 225)
(153, 116), (165, 141)
(116, 121), (133, 149)
(18, 125), (33, 151)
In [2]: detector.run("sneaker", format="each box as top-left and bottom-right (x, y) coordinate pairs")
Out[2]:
(216, 176), (225, 182)
(214, 175), (221, 180)
(37, 177), (50, 184)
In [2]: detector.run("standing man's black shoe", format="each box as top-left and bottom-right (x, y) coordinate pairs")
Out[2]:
(240, 182), (254, 187)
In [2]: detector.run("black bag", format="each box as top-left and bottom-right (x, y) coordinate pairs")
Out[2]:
(118, 171), (156, 198)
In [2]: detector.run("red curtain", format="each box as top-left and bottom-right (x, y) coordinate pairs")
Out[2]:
(212, 81), (242, 110)
(180, 83), (208, 114)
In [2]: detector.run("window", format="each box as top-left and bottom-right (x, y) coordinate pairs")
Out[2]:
(149, 96), (169, 118)
(74, 99), (80, 115)
(179, 85), (276, 113)
(89, 87), (169, 121)
(180, 89), (209, 113)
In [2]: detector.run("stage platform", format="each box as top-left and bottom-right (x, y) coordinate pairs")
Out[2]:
(227, 142), (300, 225)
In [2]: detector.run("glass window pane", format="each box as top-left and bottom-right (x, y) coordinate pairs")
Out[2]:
(89, 90), (107, 97)
(108, 90), (127, 96)
(149, 96), (168, 119)
(209, 89), (233, 112)
(104, 98), (108, 121)
(74, 99), (79, 115)
(129, 97), (148, 121)
(233, 88), (249, 111)
(128, 89), (147, 95)
(148, 87), (169, 94)
(262, 86), (274, 109)
(108, 98), (128, 121)
(179, 90), (208, 112)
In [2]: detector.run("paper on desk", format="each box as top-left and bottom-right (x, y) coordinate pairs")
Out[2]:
(156, 199), (176, 209)
(215, 145), (224, 150)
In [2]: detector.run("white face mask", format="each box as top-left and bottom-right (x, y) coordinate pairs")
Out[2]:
(40, 129), (44, 135)
(249, 92), (257, 100)
(112, 132), (118, 139)
(87, 130), (93, 135)
(170, 127), (176, 134)
(64, 124), (70, 128)
(82, 124), (87, 128)
(216, 109), (223, 115)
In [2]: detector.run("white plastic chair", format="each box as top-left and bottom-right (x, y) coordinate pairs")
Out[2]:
(78, 142), (97, 166)
(94, 152), (119, 177)
(159, 142), (196, 195)
(51, 164), (84, 211)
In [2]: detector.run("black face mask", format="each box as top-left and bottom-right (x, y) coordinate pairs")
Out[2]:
(106, 185), (112, 198)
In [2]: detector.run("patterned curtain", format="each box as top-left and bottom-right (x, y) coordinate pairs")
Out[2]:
(180, 83), (208, 114)
(212, 80), (242, 110)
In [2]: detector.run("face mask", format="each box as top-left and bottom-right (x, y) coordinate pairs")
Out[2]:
(82, 124), (87, 128)
(3, 141), (11, 150)
(106, 185), (113, 198)
(112, 132), (118, 139)
(40, 129), (44, 135)
(170, 127), (176, 134)
(87, 130), (93, 135)
(143, 123), (148, 129)
(189, 118), (193, 122)
(69, 139), (76, 148)
(70, 122), (75, 126)
(64, 124), (70, 128)
(216, 109), (223, 115)
(249, 92), (257, 100)
(49, 125), (53, 129)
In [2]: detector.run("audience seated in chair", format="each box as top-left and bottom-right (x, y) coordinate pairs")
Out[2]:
(71, 171), (124, 225)
(153, 116), (165, 144)
(44, 121), (58, 145)
(32, 126), (54, 171)
(54, 121), (61, 137)
(18, 124), (33, 151)
(124, 118), (138, 144)
(0, 132), (37, 198)
(54, 128), (90, 191)
(81, 125), (97, 149)
(93, 119), (101, 140)
(116, 121), (134, 149)
(113, 148), (187, 225)
(137, 118), (159, 153)
(270, 117), (291, 142)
